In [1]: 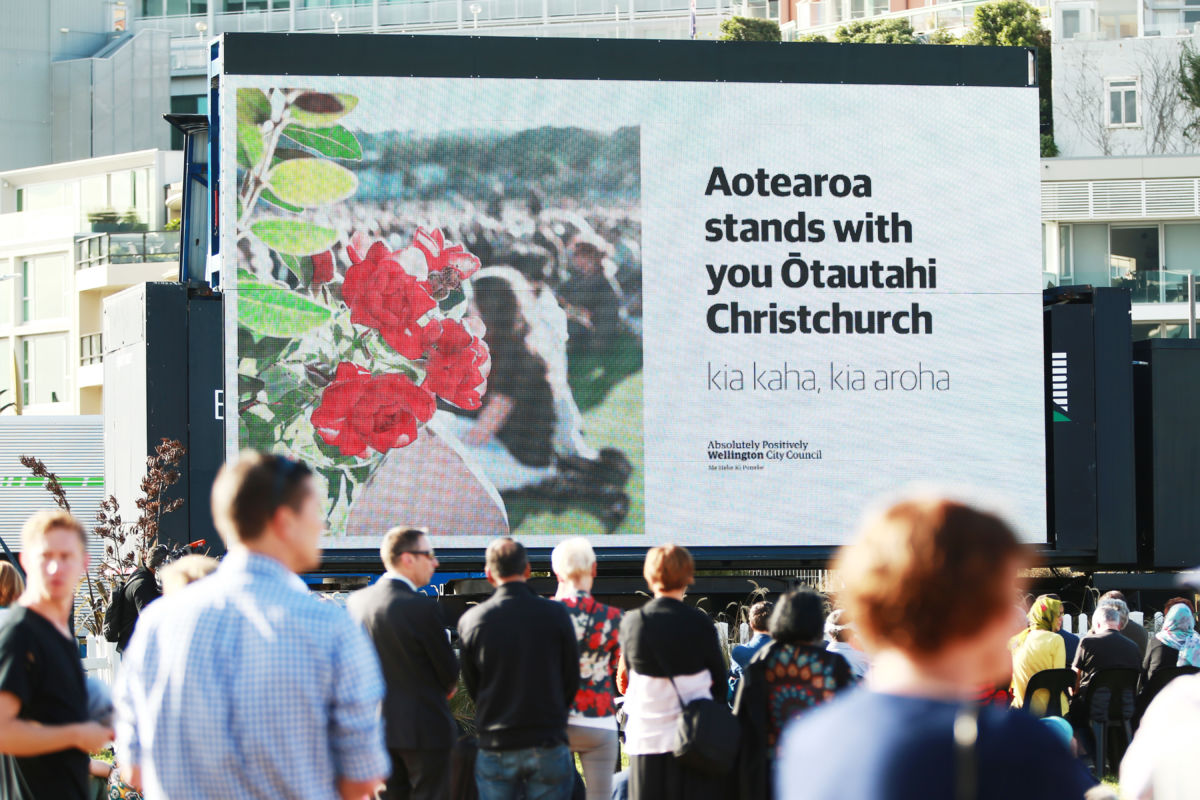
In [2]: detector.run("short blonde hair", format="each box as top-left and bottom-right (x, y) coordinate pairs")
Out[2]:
(21, 509), (86, 552)
(643, 544), (694, 593)
(160, 555), (220, 595)
(0, 561), (24, 606)
(551, 537), (595, 580)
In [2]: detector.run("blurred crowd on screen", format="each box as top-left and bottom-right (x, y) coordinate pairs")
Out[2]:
(2, 450), (1199, 800)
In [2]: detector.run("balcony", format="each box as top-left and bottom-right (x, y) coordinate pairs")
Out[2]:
(79, 332), (104, 388)
(1113, 269), (1199, 304)
(74, 232), (180, 293)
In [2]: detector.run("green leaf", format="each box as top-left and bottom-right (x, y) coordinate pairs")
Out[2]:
(281, 124), (363, 160)
(288, 92), (359, 128)
(238, 277), (333, 338)
(266, 158), (357, 208)
(250, 220), (338, 256)
(238, 373), (266, 396)
(260, 187), (304, 214)
(237, 122), (265, 169)
(240, 412), (276, 449)
(237, 88), (270, 126)
(279, 253), (314, 286)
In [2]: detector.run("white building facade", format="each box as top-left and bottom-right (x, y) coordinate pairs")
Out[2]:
(0, 150), (183, 415)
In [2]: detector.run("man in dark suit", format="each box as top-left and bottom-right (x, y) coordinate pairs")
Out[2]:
(348, 527), (459, 800)
(457, 538), (579, 800)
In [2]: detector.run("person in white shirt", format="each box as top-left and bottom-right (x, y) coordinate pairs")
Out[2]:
(825, 609), (871, 680)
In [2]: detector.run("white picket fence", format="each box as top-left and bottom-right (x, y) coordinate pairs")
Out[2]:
(1062, 610), (1146, 635)
(83, 635), (120, 687)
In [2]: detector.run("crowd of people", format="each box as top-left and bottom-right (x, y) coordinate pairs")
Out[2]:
(0, 450), (1196, 799)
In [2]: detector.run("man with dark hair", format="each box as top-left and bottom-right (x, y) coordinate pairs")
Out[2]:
(728, 600), (773, 703)
(457, 538), (580, 800)
(348, 527), (459, 800)
(113, 544), (169, 653)
(115, 452), (389, 800)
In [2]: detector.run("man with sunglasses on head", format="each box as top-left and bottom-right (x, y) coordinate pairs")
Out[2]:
(113, 451), (389, 800)
(348, 527), (459, 800)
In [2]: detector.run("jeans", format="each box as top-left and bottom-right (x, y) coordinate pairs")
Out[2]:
(475, 743), (574, 800)
(567, 724), (619, 800)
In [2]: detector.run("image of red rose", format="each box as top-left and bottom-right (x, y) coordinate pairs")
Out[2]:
(409, 226), (482, 301)
(342, 238), (438, 359)
(421, 318), (491, 411)
(311, 362), (437, 457)
(311, 250), (335, 285)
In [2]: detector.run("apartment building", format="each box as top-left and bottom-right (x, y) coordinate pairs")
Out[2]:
(0, 150), (183, 415)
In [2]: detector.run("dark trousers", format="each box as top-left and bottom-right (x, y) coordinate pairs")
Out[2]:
(385, 748), (453, 800)
(628, 753), (727, 800)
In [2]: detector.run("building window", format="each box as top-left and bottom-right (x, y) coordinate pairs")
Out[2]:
(1061, 8), (1082, 38)
(1107, 79), (1139, 127)
(20, 334), (68, 406)
(20, 255), (68, 323)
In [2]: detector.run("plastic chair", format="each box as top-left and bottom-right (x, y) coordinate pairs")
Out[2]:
(1021, 668), (1075, 718)
(1134, 664), (1200, 726)
(1081, 667), (1140, 778)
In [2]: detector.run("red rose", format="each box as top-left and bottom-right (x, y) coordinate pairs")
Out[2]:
(311, 251), (335, 285)
(421, 319), (490, 411)
(406, 227), (482, 301)
(310, 362), (436, 457)
(587, 632), (602, 650)
(342, 239), (438, 359)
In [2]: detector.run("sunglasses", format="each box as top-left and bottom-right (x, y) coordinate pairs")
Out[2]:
(405, 550), (437, 560)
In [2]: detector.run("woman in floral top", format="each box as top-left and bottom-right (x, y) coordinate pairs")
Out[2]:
(552, 537), (623, 800)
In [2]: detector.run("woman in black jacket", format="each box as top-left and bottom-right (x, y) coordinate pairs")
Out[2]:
(618, 545), (727, 800)
(732, 589), (854, 800)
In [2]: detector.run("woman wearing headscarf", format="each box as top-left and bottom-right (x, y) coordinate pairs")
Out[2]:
(1010, 594), (1068, 716)
(1137, 601), (1200, 718)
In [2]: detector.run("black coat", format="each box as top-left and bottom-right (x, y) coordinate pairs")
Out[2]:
(116, 567), (160, 653)
(347, 577), (460, 750)
(457, 581), (579, 751)
(618, 596), (725, 700)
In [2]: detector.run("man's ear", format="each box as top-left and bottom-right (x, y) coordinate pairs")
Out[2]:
(523, 563), (532, 580)
(484, 566), (498, 587)
(591, 562), (598, 579)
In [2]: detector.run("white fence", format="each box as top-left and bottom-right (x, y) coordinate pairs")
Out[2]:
(84, 635), (120, 688)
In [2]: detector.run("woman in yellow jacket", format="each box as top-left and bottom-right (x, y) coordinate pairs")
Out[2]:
(1010, 595), (1068, 716)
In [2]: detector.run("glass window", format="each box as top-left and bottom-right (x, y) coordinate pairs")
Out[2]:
(1107, 79), (1138, 126)
(1098, 0), (1137, 37)
(1164, 223), (1200, 276)
(111, 170), (135, 218)
(1059, 224), (1073, 282)
(1073, 224), (1110, 287)
(20, 183), (67, 212)
(1062, 9), (1081, 38)
(20, 255), (68, 322)
(21, 334), (67, 406)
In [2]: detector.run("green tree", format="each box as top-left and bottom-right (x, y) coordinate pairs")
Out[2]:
(719, 16), (782, 41)
(1179, 43), (1200, 142)
(960, 0), (1043, 45)
(925, 28), (958, 44)
(834, 18), (915, 43)
(796, 32), (829, 42)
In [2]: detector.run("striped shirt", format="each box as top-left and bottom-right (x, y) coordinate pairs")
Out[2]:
(114, 549), (388, 800)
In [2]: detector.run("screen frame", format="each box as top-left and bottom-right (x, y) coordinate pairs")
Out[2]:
(216, 34), (1049, 567)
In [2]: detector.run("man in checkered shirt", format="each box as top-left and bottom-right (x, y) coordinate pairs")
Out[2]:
(113, 452), (389, 800)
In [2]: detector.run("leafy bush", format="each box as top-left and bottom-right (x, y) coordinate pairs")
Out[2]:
(719, 16), (782, 41)
(835, 18), (916, 43)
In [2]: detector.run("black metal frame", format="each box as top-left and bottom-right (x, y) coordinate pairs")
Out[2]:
(214, 35), (1042, 572)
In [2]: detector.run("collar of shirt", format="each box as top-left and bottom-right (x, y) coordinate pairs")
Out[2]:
(221, 548), (309, 593)
(385, 573), (418, 592)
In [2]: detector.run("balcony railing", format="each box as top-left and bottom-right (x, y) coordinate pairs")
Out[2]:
(132, 0), (724, 38)
(80, 333), (103, 367)
(1113, 269), (1199, 304)
(75, 231), (181, 271)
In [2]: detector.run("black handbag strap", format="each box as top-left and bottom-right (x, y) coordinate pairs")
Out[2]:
(953, 702), (979, 800)
(638, 607), (687, 707)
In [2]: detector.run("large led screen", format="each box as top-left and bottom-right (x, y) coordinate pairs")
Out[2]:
(221, 47), (1046, 550)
